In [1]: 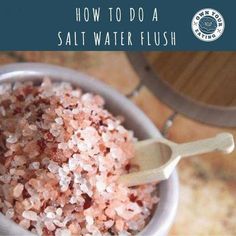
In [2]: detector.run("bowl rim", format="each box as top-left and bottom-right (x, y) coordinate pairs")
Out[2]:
(0, 62), (179, 236)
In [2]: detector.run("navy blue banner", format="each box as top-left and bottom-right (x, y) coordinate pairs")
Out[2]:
(0, 0), (235, 50)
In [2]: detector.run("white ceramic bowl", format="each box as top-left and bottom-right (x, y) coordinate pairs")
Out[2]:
(0, 63), (179, 236)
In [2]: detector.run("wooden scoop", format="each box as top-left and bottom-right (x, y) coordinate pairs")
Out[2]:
(119, 133), (235, 187)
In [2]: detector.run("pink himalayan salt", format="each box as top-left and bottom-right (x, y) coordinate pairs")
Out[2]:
(13, 183), (24, 198)
(22, 210), (38, 221)
(0, 79), (159, 236)
(116, 219), (125, 232)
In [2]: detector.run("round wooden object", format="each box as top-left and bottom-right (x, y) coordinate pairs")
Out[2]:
(127, 52), (236, 127)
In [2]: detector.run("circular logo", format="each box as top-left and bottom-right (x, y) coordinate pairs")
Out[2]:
(191, 8), (225, 42)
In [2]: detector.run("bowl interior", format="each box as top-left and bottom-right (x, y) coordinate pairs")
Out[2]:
(0, 63), (178, 236)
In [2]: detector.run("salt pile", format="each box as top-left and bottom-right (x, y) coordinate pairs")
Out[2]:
(0, 79), (158, 236)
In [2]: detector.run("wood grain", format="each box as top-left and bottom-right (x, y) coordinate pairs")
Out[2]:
(144, 52), (236, 107)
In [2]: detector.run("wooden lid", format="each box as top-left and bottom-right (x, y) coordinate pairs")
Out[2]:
(127, 52), (236, 127)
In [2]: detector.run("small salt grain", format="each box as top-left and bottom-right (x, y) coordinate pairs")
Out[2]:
(48, 161), (59, 173)
(56, 208), (63, 216)
(6, 134), (18, 144)
(70, 120), (78, 129)
(62, 163), (70, 174)
(29, 124), (37, 131)
(71, 90), (81, 97)
(46, 212), (56, 219)
(96, 181), (106, 192)
(35, 221), (43, 236)
(53, 220), (65, 228)
(0, 106), (6, 116)
(58, 142), (68, 150)
(9, 168), (15, 175)
(85, 215), (94, 226)
(68, 157), (79, 171)
(50, 124), (61, 137)
(74, 173), (82, 184)
(41, 157), (50, 165)
(107, 119), (116, 131)
(45, 221), (56, 231)
(13, 183), (24, 198)
(0, 83), (11, 94)
(22, 210), (38, 221)
(4, 200), (12, 208)
(0, 163), (6, 175)
(5, 208), (14, 219)
(55, 117), (64, 125)
(0, 174), (11, 184)
(102, 132), (110, 143)
(29, 161), (40, 170)
(72, 108), (80, 114)
(104, 220), (114, 228)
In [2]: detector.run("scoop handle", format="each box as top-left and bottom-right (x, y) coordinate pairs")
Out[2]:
(174, 133), (235, 158)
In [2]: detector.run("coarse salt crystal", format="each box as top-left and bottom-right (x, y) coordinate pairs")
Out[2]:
(0, 106), (6, 116)
(22, 210), (38, 221)
(48, 161), (59, 173)
(82, 163), (93, 172)
(55, 117), (64, 125)
(62, 163), (70, 174)
(35, 221), (43, 236)
(107, 119), (116, 131)
(69, 196), (77, 204)
(53, 219), (65, 228)
(41, 157), (50, 165)
(29, 161), (40, 170)
(0, 174), (11, 184)
(101, 132), (110, 143)
(70, 120), (78, 129)
(0, 163), (6, 175)
(46, 212), (56, 219)
(85, 215), (94, 226)
(72, 108), (80, 114)
(56, 208), (63, 216)
(13, 183), (24, 198)
(96, 181), (106, 192)
(45, 221), (56, 231)
(5, 208), (14, 219)
(74, 173), (82, 184)
(80, 183), (90, 193)
(68, 157), (79, 171)
(71, 90), (81, 97)
(29, 124), (37, 131)
(44, 206), (55, 213)
(50, 124), (61, 137)
(0, 83), (11, 94)
(104, 220), (114, 228)
(58, 167), (67, 177)
(59, 176), (71, 192)
(4, 200), (12, 208)
(58, 142), (68, 150)
(6, 134), (18, 144)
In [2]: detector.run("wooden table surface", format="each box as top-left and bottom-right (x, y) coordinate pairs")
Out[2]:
(0, 51), (236, 236)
